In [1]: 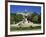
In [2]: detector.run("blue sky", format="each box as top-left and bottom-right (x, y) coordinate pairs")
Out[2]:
(10, 5), (41, 13)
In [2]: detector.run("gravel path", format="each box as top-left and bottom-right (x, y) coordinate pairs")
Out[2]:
(10, 21), (41, 27)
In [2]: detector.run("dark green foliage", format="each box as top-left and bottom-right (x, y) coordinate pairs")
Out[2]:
(27, 12), (41, 24)
(10, 13), (23, 24)
(14, 14), (23, 23)
(32, 16), (38, 23)
(10, 14), (16, 24)
(38, 13), (41, 23)
(27, 13), (37, 22)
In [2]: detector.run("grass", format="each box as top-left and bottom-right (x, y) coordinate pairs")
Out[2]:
(10, 26), (41, 31)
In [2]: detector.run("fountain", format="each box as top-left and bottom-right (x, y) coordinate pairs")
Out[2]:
(16, 9), (29, 25)
(23, 9), (28, 24)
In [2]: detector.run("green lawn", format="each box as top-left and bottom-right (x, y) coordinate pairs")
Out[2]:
(10, 25), (41, 31)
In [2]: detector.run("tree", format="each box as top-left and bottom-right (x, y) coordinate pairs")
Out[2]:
(38, 14), (41, 23)
(14, 14), (23, 24)
(32, 16), (38, 23)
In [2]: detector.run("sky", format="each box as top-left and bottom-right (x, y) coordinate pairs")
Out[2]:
(10, 5), (41, 13)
